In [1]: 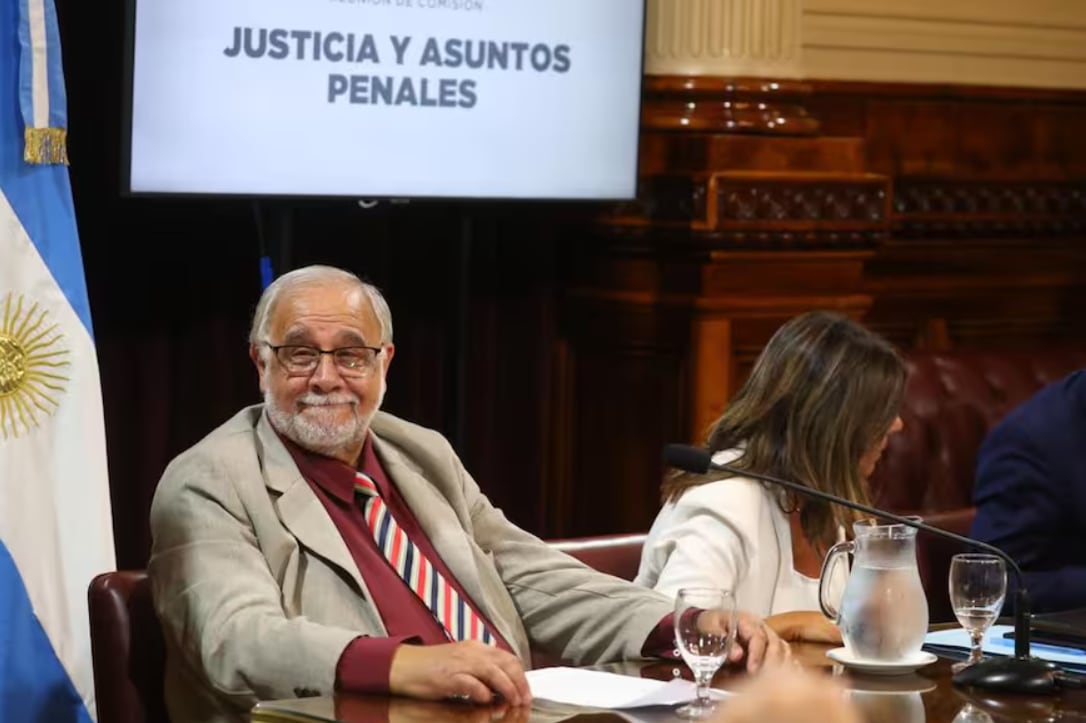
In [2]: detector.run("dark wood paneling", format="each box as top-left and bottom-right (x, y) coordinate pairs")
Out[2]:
(566, 343), (686, 537)
(806, 81), (1086, 180)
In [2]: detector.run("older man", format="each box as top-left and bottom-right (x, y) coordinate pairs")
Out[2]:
(149, 265), (788, 722)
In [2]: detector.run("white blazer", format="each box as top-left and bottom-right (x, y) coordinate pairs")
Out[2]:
(634, 449), (845, 616)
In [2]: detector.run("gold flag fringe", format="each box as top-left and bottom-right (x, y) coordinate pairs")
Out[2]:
(23, 127), (69, 165)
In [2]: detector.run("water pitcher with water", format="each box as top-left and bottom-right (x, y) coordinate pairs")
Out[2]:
(819, 518), (929, 661)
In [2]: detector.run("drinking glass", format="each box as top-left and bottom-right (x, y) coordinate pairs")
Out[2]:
(949, 554), (1007, 673)
(673, 587), (737, 719)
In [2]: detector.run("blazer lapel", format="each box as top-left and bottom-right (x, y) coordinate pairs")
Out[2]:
(257, 414), (376, 609)
(373, 435), (483, 594)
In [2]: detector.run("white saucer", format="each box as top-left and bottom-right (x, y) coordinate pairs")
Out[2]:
(826, 648), (938, 676)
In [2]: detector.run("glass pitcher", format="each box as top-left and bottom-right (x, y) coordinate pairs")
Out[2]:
(819, 517), (929, 661)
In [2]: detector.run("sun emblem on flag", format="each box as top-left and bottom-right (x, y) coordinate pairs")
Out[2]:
(0, 293), (70, 439)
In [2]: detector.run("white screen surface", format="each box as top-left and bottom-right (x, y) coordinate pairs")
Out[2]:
(127, 0), (645, 199)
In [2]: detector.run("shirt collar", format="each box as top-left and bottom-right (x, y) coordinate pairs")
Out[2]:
(277, 430), (373, 505)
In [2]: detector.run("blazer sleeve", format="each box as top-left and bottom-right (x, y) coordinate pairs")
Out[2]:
(640, 484), (757, 601)
(148, 448), (360, 712)
(447, 448), (674, 665)
(971, 421), (1086, 611)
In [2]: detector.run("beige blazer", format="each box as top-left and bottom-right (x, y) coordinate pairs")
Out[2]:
(149, 406), (672, 722)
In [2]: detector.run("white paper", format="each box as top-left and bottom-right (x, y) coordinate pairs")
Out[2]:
(925, 625), (1086, 666)
(526, 667), (730, 709)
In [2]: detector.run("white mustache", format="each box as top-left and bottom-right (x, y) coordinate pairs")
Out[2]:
(296, 392), (359, 407)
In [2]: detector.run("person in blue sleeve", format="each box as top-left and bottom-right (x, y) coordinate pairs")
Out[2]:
(970, 369), (1086, 613)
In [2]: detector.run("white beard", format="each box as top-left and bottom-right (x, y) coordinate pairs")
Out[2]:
(265, 381), (385, 457)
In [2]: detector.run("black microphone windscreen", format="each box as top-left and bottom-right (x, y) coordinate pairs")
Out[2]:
(663, 444), (713, 474)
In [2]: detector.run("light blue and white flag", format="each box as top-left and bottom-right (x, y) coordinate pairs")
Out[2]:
(1, 0), (116, 720)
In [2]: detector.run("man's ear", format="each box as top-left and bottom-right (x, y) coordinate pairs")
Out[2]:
(249, 343), (268, 392)
(381, 343), (396, 375)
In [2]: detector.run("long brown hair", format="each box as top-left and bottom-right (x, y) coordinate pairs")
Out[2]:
(662, 311), (906, 551)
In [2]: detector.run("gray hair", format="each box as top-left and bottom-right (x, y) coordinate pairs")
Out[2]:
(248, 265), (394, 347)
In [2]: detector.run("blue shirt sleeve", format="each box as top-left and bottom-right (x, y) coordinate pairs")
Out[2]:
(971, 420), (1086, 612)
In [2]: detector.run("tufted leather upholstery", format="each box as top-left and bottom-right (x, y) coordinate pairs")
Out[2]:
(870, 348), (1086, 621)
(88, 570), (168, 723)
(871, 348), (1086, 513)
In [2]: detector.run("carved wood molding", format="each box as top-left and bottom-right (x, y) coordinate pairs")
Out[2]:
(602, 175), (1084, 249)
(892, 181), (1086, 239)
(600, 171), (891, 251)
(716, 178), (886, 224)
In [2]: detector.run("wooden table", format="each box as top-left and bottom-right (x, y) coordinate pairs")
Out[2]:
(251, 641), (1086, 723)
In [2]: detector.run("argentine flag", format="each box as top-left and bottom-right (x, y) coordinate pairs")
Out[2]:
(1, 0), (116, 719)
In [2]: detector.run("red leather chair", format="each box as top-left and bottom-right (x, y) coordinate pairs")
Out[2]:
(87, 570), (168, 723)
(548, 532), (648, 581)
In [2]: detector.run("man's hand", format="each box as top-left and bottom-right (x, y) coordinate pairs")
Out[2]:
(766, 611), (842, 645)
(389, 641), (532, 706)
(696, 610), (791, 673)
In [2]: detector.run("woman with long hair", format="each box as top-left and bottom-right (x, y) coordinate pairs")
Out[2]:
(635, 310), (906, 620)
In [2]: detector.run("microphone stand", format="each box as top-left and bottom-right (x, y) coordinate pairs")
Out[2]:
(663, 444), (1063, 695)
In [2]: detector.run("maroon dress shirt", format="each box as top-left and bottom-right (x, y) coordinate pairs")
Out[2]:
(281, 432), (679, 695)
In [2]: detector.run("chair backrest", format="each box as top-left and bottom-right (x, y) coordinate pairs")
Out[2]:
(87, 570), (168, 723)
(548, 533), (647, 581)
(870, 348), (1086, 513)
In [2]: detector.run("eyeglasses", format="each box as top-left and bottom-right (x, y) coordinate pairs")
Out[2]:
(264, 343), (383, 377)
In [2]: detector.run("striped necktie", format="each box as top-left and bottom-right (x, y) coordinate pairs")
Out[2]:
(354, 471), (496, 646)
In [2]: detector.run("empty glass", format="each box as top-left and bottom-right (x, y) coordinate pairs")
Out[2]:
(949, 554), (1007, 673)
(673, 587), (737, 719)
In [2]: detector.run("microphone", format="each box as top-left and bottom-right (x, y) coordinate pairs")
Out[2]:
(663, 443), (1067, 695)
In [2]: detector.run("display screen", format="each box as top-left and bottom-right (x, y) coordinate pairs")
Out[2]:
(124, 0), (647, 200)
